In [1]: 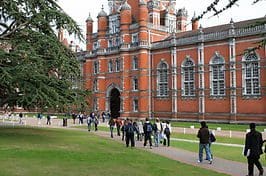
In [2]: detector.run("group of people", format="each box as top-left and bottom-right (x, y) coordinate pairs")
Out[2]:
(71, 111), (111, 125)
(108, 117), (172, 149)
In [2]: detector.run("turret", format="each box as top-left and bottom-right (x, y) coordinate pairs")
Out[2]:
(86, 13), (93, 51)
(120, 1), (132, 44)
(191, 12), (199, 30)
(138, 0), (148, 42)
(176, 8), (188, 32)
(97, 5), (108, 49)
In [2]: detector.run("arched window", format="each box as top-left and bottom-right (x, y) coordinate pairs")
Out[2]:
(181, 57), (195, 96)
(108, 60), (113, 72)
(210, 53), (225, 96)
(242, 53), (260, 95)
(157, 62), (168, 96)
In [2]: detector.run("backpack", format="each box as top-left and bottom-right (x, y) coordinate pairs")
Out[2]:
(210, 133), (216, 142)
(146, 123), (153, 132)
(164, 126), (170, 135)
(127, 125), (134, 134)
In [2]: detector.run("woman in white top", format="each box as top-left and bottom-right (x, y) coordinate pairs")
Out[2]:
(163, 121), (171, 147)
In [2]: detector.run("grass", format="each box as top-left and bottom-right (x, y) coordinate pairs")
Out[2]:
(0, 127), (228, 176)
(171, 121), (266, 132)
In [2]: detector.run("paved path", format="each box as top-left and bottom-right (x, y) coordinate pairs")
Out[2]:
(1, 117), (266, 176)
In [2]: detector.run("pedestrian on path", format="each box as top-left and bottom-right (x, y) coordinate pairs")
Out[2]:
(125, 119), (135, 147)
(19, 113), (23, 124)
(197, 121), (212, 164)
(108, 118), (115, 138)
(244, 123), (264, 176)
(153, 118), (161, 147)
(143, 118), (153, 149)
(163, 121), (171, 147)
(46, 114), (51, 125)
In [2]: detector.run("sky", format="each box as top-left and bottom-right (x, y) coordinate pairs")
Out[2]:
(58, 0), (266, 49)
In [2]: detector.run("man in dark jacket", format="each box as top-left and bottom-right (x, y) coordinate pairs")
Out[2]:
(244, 123), (264, 176)
(197, 121), (212, 164)
(125, 119), (135, 147)
(143, 118), (153, 149)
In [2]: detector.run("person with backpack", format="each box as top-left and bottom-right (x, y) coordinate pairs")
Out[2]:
(244, 123), (264, 176)
(125, 119), (135, 147)
(154, 118), (161, 147)
(143, 118), (153, 149)
(163, 121), (171, 147)
(206, 126), (216, 160)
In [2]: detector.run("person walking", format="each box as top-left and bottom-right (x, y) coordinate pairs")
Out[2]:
(125, 119), (135, 147)
(163, 121), (171, 147)
(116, 118), (122, 136)
(244, 123), (264, 176)
(153, 118), (161, 147)
(143, 118), (153, 149)
(108, 118), (115, 138)
(197, 121), (212, 164)
(19, 112), (23, 124)
(46, 114), (51, 125)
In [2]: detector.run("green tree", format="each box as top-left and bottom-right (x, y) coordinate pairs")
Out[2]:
(0, 0), (89, 111)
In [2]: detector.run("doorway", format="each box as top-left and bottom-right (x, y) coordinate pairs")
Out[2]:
(110, 88), (120, 118)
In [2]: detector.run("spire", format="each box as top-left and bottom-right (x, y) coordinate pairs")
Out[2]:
(98, 5), (107, 17)
(121, 0), (131, 11)
(86, 13), (93, 22)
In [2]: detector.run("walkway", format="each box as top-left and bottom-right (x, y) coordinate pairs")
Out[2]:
(1, 117), (265, 176)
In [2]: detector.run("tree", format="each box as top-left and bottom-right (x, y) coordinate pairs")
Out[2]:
(0, 0), (90, 111)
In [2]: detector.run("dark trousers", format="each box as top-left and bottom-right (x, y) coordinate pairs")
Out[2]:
(163, 134), (170, 146)
(247, 157), (263, 176)
(144, 133), (152, 147)
(117, 125), (121, 136)
(126, 133), (135, 147)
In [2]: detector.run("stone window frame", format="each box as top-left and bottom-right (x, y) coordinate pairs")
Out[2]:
(242, 52), (261, 96)
(157, 61), (169, 97)
(209, 52), (226, 97)
(132, 77), (138, 91)
(132, 56), (138, 70)
(181, 56), (195, 97)
(133, 98), (138, 112)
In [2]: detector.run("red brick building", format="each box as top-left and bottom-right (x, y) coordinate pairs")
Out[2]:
(80, 0), (266, 122)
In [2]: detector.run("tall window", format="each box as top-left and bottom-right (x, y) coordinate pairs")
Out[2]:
(132, 56), (138, 70)
(93, 61), (99, 74)
(210, 53), (225, 96)
(93, 79), (98, 92)
(157, 62), (168, 96)
(115, 59), (120, 72)
(243, 53), (260, 95)
(181, 58), (195, 96)
(132, 77), (138, 91)
(93, 98), (98, 111)
(133, 99), (138, 112)
(108, 60), (113, 72)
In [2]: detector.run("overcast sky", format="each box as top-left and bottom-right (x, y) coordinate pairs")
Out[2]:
(58, 0), (266, 49)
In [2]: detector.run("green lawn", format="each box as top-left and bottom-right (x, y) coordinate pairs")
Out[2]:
(0, 127), (228, 176)
(171, 122), (266, 132)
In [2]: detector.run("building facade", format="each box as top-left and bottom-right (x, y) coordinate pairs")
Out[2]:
(80, 0), (266, 122)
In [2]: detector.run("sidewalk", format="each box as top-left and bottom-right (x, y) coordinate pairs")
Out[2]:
(1, 117), (265, 176)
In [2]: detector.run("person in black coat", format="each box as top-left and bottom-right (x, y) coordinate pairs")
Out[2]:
(244, 123), (264, 176)
(125, 120), (135, 147)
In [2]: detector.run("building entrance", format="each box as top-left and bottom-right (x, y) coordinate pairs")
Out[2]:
(110, 88), (120, 118)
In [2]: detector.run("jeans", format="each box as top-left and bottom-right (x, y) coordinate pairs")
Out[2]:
(199, 143), (212, 162)
(154, 132), (160, 147)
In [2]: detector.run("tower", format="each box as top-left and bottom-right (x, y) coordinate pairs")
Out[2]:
(176, 8), (188, 32)
(86, 13), (93, 51)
